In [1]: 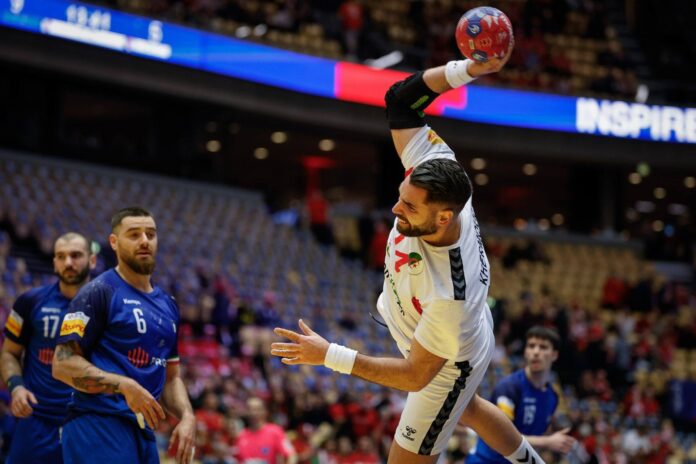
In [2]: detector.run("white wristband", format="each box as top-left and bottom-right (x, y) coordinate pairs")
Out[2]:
(445, 59), (477, 88)
(324, 343), (358, 375)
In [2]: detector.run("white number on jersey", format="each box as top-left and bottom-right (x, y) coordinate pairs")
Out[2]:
(523, 405), (536, 425)
(133, 308), (147, 334)
(42, 315), (60, 338)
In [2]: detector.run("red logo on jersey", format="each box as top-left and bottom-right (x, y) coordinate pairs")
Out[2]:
(394, 234), (410, 273)
(412, 297), (423, 315)
(395, 250), (410, 273)
(128, 347), (151, 368)
(38, 348), (54, 365)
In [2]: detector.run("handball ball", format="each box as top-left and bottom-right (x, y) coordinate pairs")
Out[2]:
(455, 6), (513, 62)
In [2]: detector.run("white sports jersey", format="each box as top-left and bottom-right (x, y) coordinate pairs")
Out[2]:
(377, 125), (492, 362)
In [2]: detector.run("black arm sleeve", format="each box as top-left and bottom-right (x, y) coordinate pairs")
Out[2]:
(384, 71), (440, 129)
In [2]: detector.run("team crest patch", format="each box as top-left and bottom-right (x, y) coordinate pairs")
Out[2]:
(427, 130), (444, 145)
(59, 312), (90, 338)
(407, 252), (424, 275)
(5, 310), (23, 338)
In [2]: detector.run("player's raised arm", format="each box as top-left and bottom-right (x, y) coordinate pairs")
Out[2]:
(385, 43), (514, 157)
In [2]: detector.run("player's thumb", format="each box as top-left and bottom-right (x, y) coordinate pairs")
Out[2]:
(558, 427), (571, 435)
(298, 319), (315, 335)
(27, 391), (38, 405)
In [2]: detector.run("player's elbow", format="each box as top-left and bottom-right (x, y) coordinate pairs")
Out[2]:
(404, 371), (434, 392)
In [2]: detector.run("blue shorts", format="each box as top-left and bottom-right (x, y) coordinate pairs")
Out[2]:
(7, 414), (63, 464)
(62, 414), (159, 464)
(465, 453), (502, 464)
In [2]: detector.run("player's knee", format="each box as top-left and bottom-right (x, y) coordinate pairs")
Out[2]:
(460, 394), (482, 424)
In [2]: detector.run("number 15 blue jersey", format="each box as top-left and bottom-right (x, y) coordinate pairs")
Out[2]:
(56, 269), (180, 431)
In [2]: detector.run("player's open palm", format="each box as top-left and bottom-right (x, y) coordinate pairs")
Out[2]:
(168, 415), (196, 464)
(272, 319), (330, 366)
(120, 378), (166, 429)
(547, 427), (576, 454)
(10, 386), (38, 418)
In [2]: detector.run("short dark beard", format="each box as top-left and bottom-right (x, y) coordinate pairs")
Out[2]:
(57, 266), (90, 286)
(121, 254), (156, 275)
(395, 217), (438, 237)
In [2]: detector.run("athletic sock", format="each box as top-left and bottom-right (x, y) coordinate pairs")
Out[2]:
(504, 437), (545, 464)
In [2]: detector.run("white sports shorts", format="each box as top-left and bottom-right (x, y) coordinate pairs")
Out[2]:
(393, 310), (494, 456)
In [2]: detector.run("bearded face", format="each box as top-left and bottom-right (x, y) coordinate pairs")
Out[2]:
(111, 216), (158, 276)
(394, 212), (439, 237)
(54, 237), (93, 286)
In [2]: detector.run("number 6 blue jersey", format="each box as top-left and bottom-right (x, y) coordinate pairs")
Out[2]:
(3, 283), (73, 421)
(56, 269), (180, 431)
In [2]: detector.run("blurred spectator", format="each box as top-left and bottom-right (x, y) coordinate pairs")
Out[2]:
(306, 190), (333, 246)
(601, 272), (628, 309)
(197, 391), (226, 433)
(368, 220), (389, 272)
(236, 397), (297, 463)
(338, 0), (364, 59)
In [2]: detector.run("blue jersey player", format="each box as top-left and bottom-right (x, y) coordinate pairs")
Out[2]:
(467, 326), (576, 463)
(52, 207), (196, 464)
(1, 232), (96, 464)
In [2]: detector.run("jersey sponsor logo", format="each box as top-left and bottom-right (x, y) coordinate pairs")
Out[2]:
(407, 252), (424, 275)
(6, 310), (24, 338)
(128, 346), (168, 368)
(59, 312), (90, 337)
(38, 347), (55, 365)
(123, 298), (142, 305)
(395, 250), (409, 273)
(427, 129), (444, 144)
(40, 307), (62, 314)
(401, 425), (417, 441)
(128, 347), (151, 367)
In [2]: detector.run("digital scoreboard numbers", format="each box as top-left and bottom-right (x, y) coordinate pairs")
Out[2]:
(5, 0), (172, 59)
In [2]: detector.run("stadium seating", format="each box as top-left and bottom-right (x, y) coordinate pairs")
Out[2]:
(1, 153), (694, 463)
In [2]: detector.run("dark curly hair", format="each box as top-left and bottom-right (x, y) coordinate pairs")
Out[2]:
(409, 158), (472, 214)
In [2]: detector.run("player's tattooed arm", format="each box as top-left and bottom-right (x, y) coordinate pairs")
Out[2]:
(55, 341), (80, 361)
(71, 371), (120, 394)
(52, 342), (125, 395)
(0, 338), (25, 382)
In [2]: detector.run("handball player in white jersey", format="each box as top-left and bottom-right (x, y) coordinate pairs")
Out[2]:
(272, 45), (545, 464)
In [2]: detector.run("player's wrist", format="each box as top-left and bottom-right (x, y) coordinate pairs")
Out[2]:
(323, 343), (357, 375)
(116, 376), (135, 396)
(445, 59), (477, 87)
(7, 375), (24, 394)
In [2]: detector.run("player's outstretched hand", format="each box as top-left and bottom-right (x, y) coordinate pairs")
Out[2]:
(272, 319), (330, 366)
(546, 427), (577, 454)
(10, 386), (38, 418)
(168, 414), (196, 464)
(120, 378), (166, 429)
(467, 38), (515, 78)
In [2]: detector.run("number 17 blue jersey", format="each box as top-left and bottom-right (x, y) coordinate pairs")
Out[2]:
(3, 283), (73, 422)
